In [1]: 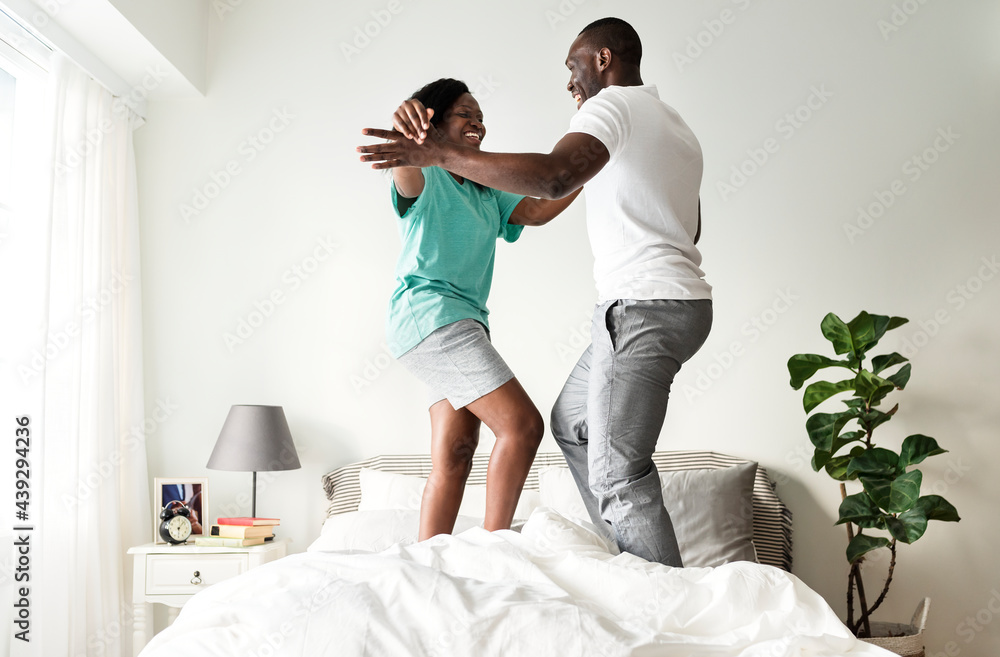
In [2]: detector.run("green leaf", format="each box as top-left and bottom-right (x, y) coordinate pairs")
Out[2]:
(911, 495), (961, 523)
(859, 404), (898, 434)
(812, 449), (832, 471)
(899, 435), (947, 469)
(846, 311), (876, 355)
(847, 534), (891, 564)
(827, 446), (867, 480)
(886, 512), (928, 543)
(847, 448), (900, 477)
(888, 492), (955, 543)
(837, 492), (884, 528)
(872, 352), (909, 375)
(843, 397), (866, 409)
(803, 379), (856, 413)
(855, 370), (896, 406)
(863, 314), (909, 354)
(862, 470), (923, 513)
(806, 409), (859, 452)
(788, 354), (853, 390)
(832, 430), (867, 455)
(886, 316), (910, 331)
(821, 313), (854, 356)
(824, 454), (854, 480)
(886, 363), (912, 390)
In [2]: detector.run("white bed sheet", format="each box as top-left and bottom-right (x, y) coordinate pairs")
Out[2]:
(140, 509), (891, 657)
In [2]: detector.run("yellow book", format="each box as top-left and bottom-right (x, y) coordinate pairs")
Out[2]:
(211, 524), (274, 539)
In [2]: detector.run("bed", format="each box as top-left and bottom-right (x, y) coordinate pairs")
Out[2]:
(138, 451), (892, 656)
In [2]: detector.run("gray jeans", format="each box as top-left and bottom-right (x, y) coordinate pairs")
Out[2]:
(551, 298), (713, 566)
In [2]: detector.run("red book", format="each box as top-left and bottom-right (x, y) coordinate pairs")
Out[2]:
(217, 517), (280, 526)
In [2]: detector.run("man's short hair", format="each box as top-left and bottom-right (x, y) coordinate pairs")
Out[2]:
(578, 17), (642, 68)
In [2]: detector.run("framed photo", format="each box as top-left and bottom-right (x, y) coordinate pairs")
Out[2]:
(153, 477), (209, 543)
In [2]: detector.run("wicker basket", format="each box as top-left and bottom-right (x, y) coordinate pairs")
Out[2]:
(859, 598), (930, 657)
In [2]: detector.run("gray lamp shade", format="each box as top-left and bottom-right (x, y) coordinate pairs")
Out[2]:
(207, 405), (301, 472)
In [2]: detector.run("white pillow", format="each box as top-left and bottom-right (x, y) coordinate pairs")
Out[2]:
(307, 509), (483, 553)
(356, 468), (541, 521)
(537, 463), (758, 568)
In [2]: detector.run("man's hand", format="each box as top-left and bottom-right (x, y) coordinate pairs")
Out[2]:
(358, 127), (447, 170)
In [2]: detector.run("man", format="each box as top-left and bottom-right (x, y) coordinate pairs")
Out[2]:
(358, 17), (712, 566)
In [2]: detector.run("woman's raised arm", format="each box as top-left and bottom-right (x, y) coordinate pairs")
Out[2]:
(507, 187), (583, 226)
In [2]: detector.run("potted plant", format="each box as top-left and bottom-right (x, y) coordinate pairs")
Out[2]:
(787, 311), (960, 654)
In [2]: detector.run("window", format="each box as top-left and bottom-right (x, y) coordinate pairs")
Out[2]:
(0, 7), (50, 249)
(0, 8), (51, 539)
(0, 65), (12, 202)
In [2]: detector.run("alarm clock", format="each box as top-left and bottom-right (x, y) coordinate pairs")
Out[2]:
(159, 500), (193, 544)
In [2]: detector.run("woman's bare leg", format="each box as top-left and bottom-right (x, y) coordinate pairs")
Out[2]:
(465, 378), (544, 531)
(419, 400), (481, 541)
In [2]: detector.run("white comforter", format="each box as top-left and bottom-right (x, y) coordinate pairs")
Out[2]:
(140, 509), (891, 657)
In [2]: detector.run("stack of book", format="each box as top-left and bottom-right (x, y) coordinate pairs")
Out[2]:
(194, 517), (280, 547)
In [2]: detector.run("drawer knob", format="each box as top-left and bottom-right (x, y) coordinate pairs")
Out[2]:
(191, 570), (202, 585)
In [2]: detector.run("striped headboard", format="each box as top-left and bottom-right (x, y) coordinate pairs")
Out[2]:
(320, 450), (793, 571)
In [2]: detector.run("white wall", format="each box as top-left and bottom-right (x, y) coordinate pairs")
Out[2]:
(134, 0), (1000, 653)
(104, 0), (208, 92)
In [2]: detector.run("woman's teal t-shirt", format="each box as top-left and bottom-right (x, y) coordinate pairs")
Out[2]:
(386, 166), (525, 357)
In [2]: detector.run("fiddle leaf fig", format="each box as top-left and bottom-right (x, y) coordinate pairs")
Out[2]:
(910, 495), (961, 523)
(899, 435), (947, 469)
(886, 363), (912, 390)
(886, 512), (928, 544)
(862, 470), (922, 514)
(854, 370), (896, 406)
(788, 354), (852, 390)
(846, 448), (900, 478)
(837, 492), (884, 529)
(789, 311), (958, 632)
(871, 352), (908, 375)
(802, 379), (856, 413)
(859, 404), (898, 434)
(806, 409), (860, 452)
(824, 451), (861, 481)
(821, 313), (854, 356)
(847, 534), (891, 564)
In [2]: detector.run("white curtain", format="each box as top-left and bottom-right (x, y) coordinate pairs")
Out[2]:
(15, 52), (150, 657)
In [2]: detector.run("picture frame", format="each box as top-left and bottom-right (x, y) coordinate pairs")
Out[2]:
(153, 477), (209, 544)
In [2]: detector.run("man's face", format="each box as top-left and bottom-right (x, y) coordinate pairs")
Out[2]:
(565, 35), (602, 109)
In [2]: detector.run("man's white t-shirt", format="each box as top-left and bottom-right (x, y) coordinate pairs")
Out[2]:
(567, 84), (712, 302)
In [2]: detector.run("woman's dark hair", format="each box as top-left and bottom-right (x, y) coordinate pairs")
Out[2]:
(410, 78), (471, 127)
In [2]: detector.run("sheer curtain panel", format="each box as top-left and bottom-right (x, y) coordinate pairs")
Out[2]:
(7, 51), (150, 657)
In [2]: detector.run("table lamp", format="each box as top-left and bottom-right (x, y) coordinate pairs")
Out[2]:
(207, 405), (301, 518)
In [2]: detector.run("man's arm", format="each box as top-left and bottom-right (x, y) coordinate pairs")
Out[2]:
(358, 128), (609, 200)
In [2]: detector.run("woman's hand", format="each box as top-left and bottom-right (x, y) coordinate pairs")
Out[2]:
(393, 99), (435, 144)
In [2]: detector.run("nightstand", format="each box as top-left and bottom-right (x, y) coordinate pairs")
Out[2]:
(127, 538), (289, 656)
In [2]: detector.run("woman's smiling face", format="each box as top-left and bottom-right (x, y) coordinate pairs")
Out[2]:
(438, 93), (485, 149)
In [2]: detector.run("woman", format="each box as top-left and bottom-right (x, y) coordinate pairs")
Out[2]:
(379, 78), (580, 540)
